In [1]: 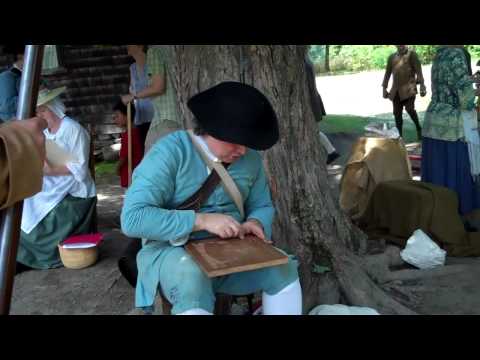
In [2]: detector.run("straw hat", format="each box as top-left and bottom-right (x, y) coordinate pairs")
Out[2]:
(37, 86), (67, 107)
(58, 245), (99, 270)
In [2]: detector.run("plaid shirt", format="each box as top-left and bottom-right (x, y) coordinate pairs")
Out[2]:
(147, 46), (181, 128)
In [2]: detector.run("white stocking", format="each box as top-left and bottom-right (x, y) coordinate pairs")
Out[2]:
(262, 279), (303, 315)
(177, 308), (213, 316)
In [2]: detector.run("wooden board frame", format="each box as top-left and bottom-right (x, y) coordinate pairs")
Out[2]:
(185, 236), (289, 278)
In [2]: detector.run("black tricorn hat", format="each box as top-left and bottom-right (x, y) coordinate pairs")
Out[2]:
(3, 44), (26, 55)
(187, 82), (279, 151)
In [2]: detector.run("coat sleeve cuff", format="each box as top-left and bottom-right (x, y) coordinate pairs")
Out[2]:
(0, 125), (43, 209)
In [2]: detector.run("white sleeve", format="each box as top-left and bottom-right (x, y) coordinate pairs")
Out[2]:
(65, 126), (91, 184)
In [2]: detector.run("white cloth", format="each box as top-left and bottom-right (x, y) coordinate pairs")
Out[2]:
(262, 279), (303, 315)
(21, 117), (96, 234)
(462, 110), (480, 181)
(194, 134), (221, 170)
(46, 98), (66, 120)
(319, 131), (336, 155)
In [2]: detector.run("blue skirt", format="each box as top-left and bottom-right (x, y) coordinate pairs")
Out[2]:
(422, 137), (480, 215)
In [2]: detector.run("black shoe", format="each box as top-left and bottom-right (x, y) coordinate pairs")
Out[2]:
(16, 262), (33, 276)
(327, 152), (341, 165)
(118, 240), (142, 288)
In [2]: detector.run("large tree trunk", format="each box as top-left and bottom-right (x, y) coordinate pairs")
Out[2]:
(169, 45), (414, 315)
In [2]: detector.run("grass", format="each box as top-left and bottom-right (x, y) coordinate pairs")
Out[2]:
(320, 114), (422, 144)
(95, 160), (118, 177)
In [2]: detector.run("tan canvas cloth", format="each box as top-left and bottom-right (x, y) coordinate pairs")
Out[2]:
(340, 137), (412, 220)
(359, 180), (480, 257)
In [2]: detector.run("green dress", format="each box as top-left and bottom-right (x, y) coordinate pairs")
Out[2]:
(17, 196), (97, 270)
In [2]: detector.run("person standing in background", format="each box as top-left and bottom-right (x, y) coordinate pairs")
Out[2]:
(422, 46), (479, 216)
(305, 51), (340, 165)
(125, 45), (154, 153)
(382, 45), (427, 141)
(0, 45), (25, 123)
(123, 45), (181, 153)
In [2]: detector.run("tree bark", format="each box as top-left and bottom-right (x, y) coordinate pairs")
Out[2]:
(168, 45), (414, 315)
(325, 45), (330, 73)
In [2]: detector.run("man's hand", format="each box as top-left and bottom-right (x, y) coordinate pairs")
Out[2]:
(194, 213), (244, 239)
(240, 219), (271, 244)
(420, 84), (427, 97)
(121, 94), (135, 105)
(383, 88), (389, 99)
(11, 117), (47, 162)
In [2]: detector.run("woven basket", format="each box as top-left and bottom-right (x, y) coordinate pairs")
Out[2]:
(58, 245), (98, 270)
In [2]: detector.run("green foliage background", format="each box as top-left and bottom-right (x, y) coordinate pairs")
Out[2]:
(310, 45), (480, 74)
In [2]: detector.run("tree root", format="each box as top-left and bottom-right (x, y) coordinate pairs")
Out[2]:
(380, 282), (423, 310)
(333, 252), (417, 315)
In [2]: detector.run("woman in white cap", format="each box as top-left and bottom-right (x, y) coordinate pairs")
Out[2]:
(16, 87), (97, 273)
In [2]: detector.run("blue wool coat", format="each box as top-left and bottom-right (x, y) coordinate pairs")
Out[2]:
(121, 130), (275, 307)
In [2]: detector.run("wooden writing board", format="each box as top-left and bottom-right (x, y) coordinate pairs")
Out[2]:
(185, 236), (289, 278)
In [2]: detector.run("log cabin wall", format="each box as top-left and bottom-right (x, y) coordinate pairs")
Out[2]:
(0, 45), (132, 156)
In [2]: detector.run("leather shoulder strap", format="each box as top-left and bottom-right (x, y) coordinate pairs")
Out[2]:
(187, 130), (245, 219)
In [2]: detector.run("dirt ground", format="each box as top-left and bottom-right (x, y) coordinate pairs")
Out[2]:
(10, 131), (480, 315)
(10, 177), (136, 315)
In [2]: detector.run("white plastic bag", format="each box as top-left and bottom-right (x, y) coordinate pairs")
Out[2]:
(400, 229), (446, 270)
(309, 304), (380, 316)
(364, 122), (400, 139)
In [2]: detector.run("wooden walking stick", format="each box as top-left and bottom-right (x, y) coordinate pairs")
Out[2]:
(127, 101), (133, 188)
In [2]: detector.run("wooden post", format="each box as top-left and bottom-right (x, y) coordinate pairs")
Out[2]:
(127, 102), (133, 188)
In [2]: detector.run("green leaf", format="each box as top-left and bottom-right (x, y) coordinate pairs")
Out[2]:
(313, 264), (332, 274)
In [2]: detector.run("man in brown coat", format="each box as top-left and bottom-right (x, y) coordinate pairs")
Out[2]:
(0, 117), (46, 210)
(382, 45), (427, 141)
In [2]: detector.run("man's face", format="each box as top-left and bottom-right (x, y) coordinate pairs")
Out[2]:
(113, 111), (127, 128)
(396, 45), (407, 54)
(205, 136), (247, 164)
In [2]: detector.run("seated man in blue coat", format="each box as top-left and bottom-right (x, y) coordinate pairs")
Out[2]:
(0, 45), (25, 123)
(121, 82), (302, 315)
